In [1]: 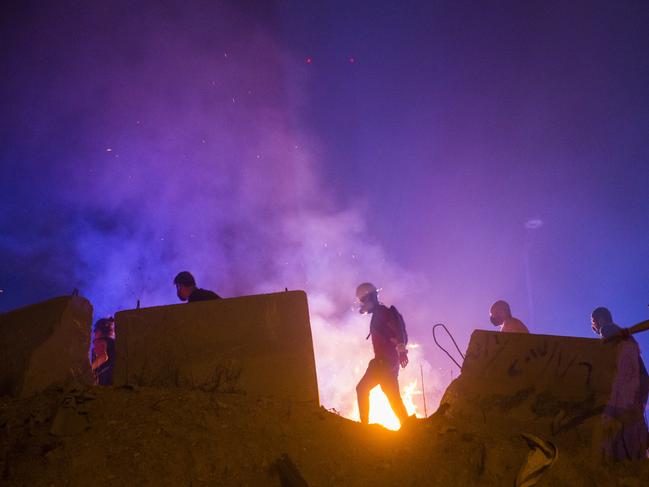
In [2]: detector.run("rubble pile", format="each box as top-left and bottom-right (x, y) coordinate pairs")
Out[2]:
(0, 382), (646, 486)
(1, 295), (647, 485)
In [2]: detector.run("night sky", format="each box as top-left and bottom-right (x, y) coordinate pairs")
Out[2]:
(2, 1), (648, 414)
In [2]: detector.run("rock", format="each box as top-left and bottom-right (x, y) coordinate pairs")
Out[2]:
(49, 405), (89, 437)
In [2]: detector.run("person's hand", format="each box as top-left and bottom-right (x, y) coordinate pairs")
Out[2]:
(399, 350), (409, 368)
(395, 343), (408, 367)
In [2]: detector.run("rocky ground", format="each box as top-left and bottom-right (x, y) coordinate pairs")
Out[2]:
(1, 384), (647, 486)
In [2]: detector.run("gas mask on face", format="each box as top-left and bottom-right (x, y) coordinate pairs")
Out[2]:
(490, 314), (502, 327)
(591, 318), (601, 336)
(355, 283), (379, 314)
(358, 295), (373, 314)
(358, 291), (381, 314)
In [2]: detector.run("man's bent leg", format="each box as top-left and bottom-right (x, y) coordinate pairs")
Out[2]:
(356, 360), (380, 424)
(380, 367), (409, 425)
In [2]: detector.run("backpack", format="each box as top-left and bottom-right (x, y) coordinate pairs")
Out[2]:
(389, 305), (408, 345)
(366, 305), (408, 345)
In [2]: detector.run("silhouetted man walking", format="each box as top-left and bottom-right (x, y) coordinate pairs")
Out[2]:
(355, 282), (410, 427)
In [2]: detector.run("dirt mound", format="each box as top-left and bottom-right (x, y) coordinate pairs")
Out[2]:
(1, 384), (647, 486)
(1, 296), (647, 485)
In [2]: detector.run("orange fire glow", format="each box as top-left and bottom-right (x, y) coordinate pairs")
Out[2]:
(368, 379), (419, 430)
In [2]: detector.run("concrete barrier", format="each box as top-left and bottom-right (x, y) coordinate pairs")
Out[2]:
(0, 296), (94, 397)
(439, 330), (647, 458)
(113, 291), (319, 404)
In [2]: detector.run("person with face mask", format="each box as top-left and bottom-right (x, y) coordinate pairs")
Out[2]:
(354, 282), (410, 427)
(489, 300), (529, 333)
(591, 306), (649, 461)
(591, 307), (624, 339)
(173, 271), (221, 303)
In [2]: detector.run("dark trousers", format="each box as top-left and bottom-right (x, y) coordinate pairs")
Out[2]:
(356, 358), (408, 425)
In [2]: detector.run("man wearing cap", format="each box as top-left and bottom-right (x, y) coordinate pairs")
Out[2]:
(173, 271), (221, 303)
(355, 282), (410, 427)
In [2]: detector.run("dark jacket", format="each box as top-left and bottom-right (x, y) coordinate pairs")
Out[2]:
(94, 337), (115, 386)
(188, 288), (221, 302)
(369, 305), (401, 366)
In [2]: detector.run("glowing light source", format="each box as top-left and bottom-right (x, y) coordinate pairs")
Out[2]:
(524, 218), (543, 230)
(368, 379), (419, 431)
(305, 56), (313, 64)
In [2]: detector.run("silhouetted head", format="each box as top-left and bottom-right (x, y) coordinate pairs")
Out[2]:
(174, 271), (196, 301)
(489, 300), (512, 327)
(591, 307), (613, 335)
(356, 282), (379, 314)
(93, 317), (115, 339)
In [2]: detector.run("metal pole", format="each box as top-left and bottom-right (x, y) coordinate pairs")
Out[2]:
(524, 232), (535, 325)
(420, 363), (428, 418)
(523, 218), (543, 325)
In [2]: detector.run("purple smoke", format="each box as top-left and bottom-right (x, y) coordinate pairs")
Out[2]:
(0, 1), (442, 416)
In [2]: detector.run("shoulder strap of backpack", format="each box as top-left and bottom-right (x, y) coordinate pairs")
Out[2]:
(366, 305), (392, 340)
(389, 305), (408, 345)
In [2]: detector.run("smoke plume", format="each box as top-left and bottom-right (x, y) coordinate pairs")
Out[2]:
(0, 1), (446, 418)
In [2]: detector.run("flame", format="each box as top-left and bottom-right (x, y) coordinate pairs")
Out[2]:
(368, 379), (419, 430)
